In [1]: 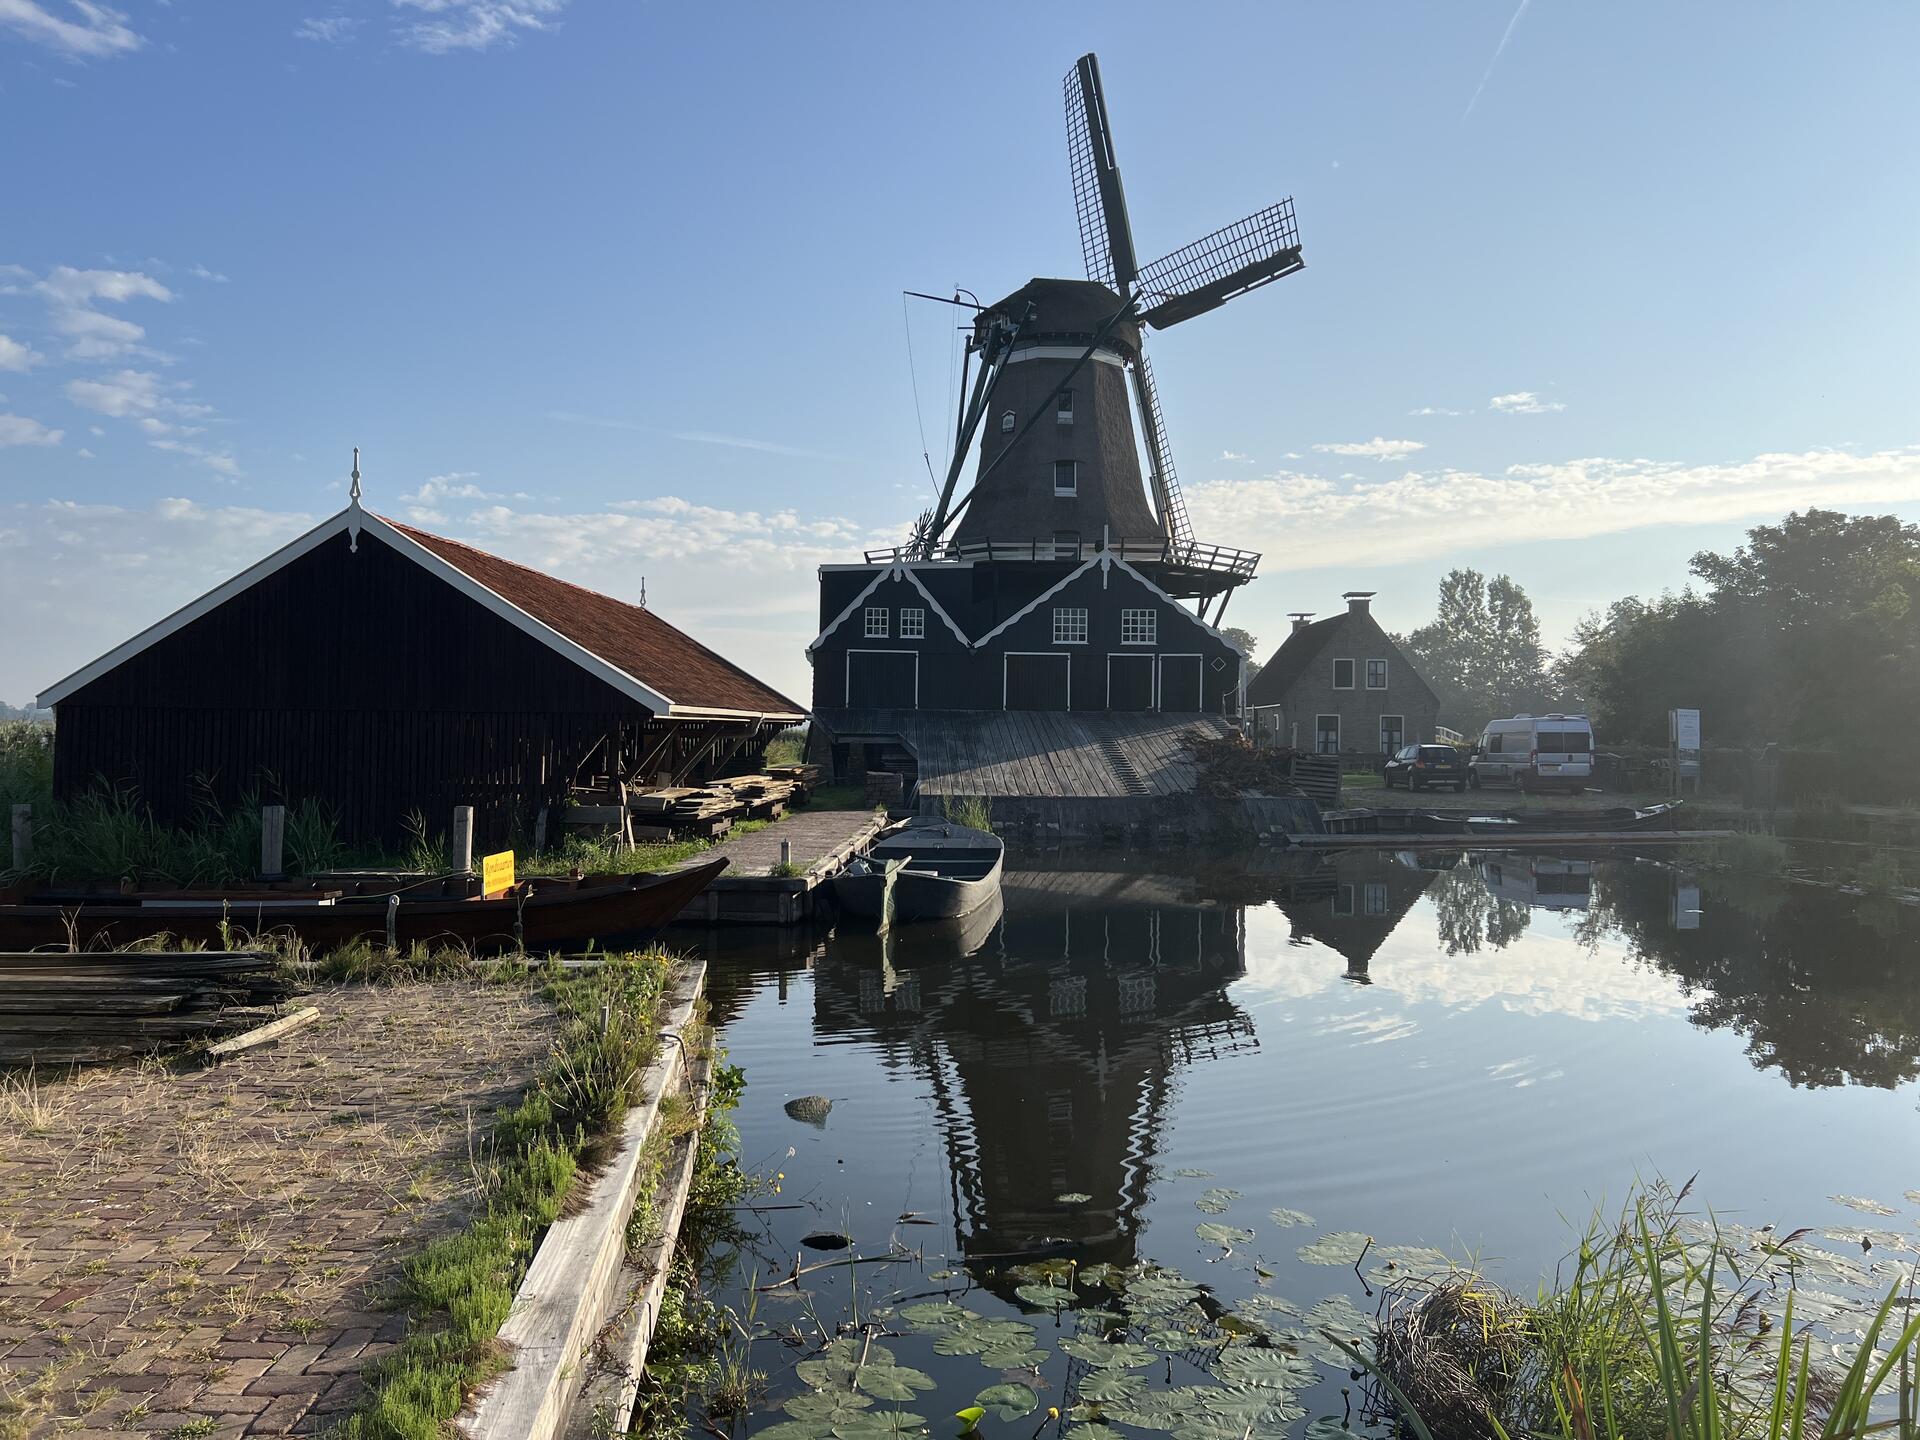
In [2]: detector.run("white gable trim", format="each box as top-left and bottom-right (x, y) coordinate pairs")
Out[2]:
(971, 555), (1104, 646)
(807, 565), (968, 651)
(38, 507), (699, 717)
(1106, 555), (1245, 650)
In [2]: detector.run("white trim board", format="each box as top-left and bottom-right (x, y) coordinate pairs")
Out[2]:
(807, 564), (969, 652)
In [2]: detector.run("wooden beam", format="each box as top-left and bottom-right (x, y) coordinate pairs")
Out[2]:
(206, 1005), (321, 1059)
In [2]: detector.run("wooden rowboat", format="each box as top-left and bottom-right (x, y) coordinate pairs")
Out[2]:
(834, 819), (1004, 923)
(0, 859), (728, 954)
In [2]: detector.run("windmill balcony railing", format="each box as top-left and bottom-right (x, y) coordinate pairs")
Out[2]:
(863, 535), (1261, 576)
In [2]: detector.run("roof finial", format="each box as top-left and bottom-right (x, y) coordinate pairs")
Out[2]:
(346, 446), (364, 553)
(349, 446), (362, 504)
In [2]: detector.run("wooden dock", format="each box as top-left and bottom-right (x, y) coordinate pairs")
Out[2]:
(667, 807), (891, 925)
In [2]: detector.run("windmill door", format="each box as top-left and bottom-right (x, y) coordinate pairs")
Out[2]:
(1004, 653), (1070, 710)
(1158, 655), (1204, 712)
(846, 651), (918, 709)
(1107, 654), (1155, 711)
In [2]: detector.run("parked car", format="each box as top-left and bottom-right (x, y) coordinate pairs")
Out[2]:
(1469, 713), (1594, 793)
(1383, 743), (1468, 792)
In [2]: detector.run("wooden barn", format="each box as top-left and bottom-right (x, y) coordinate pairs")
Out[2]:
(36, 497), (803, 846)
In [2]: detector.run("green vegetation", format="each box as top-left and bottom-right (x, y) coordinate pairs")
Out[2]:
(805, 782), (874, 812)
(1397, 569), (1561, 737)
(764, 726), (809, 768)
(1365, 1182), (1920, 1440)
(1705, 831), (1792, 876)
(941, 794), (994, 832)
(333, 953), (675, 1440)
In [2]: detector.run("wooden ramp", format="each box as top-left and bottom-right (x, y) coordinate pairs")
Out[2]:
(823, 710), (1236, 799)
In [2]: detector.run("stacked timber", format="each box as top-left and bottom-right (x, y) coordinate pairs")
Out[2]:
(765, 764), (822, 789)
(709, 773), (806, 819)
(0, 950), (293, 1066)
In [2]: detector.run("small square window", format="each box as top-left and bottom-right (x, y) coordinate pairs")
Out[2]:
(1332, 658), (1355, 689)
(1056, 389), (1074, 423)
(899, 607), (925, 639)
(1120, 608), (1157, 645)
(1053, 460), (1077, 496)
(863, 606), (888, 639)
(1053, 607), (1088, 644)
(1000, 410), (1016, 433)
(1366, 659), (1388, 689)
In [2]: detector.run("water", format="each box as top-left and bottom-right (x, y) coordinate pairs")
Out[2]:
(674, 849), (1920, 1436)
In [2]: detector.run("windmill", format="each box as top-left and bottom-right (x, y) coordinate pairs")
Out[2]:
(915, 51), (1304, 615)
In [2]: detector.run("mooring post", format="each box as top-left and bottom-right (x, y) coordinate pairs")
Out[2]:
(451, 806), (475, 873)
(10, 804), (31, 874)
(260, 803), (286, 879)
(779, 838), (792, 871)
(533, 804), (549, 855)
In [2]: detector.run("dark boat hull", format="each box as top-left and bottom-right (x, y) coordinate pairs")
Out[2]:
(0, 860), (728, 954)
(835, 852), (1004, 922)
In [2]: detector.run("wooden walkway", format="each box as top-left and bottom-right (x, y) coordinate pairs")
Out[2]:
(667, 807), (889, 924)
(823, 710), (1234, 799)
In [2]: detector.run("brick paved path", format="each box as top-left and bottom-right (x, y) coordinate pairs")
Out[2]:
(0, 981), (556, 1437)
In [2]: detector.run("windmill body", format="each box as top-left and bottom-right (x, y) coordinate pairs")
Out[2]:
(807, 53), (1305, 781)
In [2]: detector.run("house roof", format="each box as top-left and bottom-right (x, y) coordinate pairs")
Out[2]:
(39, 505), (804, 720)
(1245, 613), (1346, 705)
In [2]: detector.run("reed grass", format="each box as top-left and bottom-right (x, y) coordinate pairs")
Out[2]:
(942, 794), (994, 833)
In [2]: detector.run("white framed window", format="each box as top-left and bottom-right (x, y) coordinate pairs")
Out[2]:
(1052, 607), (1089, 644)
(1056, 389), (1074, 424)
(1000, 410), (1016, 433)
(1366, 658), (1388, 689)
(1363, 883), (1388, 917)
(1316, 714), (1341, 753)
(1053, 460), (1077, 496)
(1332, 657), (1355, 689)
(1379, 714), (1405, 753)
(899, 607), (925, 639)
(1120, 608), (1157, 645)
(863, 606), (888, 639)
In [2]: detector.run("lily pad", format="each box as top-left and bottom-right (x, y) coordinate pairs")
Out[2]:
(1123, 1269), (1202, 1313)
(899, 1301), (966, 1327)
(1078, 1368), (1149, 1405)
(1076, 1263), (1124, 1290)
(784, 1390), (876, 1423)
(1014, 1282), (1073, 1310)
(785, 1095), (834, 1125)
(1060, 1336), (1155, 1369)
(1215, 1345), (1315, 1391)
(1365, 1244), (1454, 1283)
(1195, 1188), (1242, 1215)
(1267, 1207), (1315, 1228)
(974, 1383), (1039, 1421)
(1298, 1231), (1372, 1265)
(833, 1413), (926, 1440)
(1171, 1167), (1215, 1179)
(1196, 1222), (1255, 1249)
(1056, 1191), (1093, 1204)
(1830, 1194), (1899, 1216)
(1306, 1420), (1369, 1440)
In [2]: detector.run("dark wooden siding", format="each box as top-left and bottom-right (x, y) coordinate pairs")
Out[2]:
(50, 532), (735, 846)
(1004, 653), (1070, 710)
(1157, 655), (1204, 712)
(846, 652), (918, 708)
(1107, 653), (1154, 710)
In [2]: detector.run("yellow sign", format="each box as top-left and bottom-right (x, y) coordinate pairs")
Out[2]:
(481, 850), (516, 898)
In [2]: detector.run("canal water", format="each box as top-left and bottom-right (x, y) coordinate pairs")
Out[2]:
(671, 849), (1920, 1438)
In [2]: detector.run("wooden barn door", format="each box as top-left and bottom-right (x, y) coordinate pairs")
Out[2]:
(1157, 655), (1204, 712)
(1004, 653), (1070, 710)
(846, 650), (918, 708)
(1107, 654), (1155, 710)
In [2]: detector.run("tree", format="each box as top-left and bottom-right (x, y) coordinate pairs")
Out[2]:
(1399, 569), (1557, 734)
(1222, 627), (1261, 685)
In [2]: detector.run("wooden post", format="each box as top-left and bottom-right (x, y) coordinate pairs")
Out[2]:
(779, 838), (792, 872)
(10, 804), (30, 874)
(260, 804), (286, 879)
(533, 805), (549, 855)
(452, 806), (475, 873)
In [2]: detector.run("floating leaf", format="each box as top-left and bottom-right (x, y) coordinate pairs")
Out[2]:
(758, 1421), (838, 1440)
(900, 1302), (966, 1327)
(1306, 1420), (1367, 1440)
(1078, 1368), (1149, 1405)
(1171, 1168), (1215, 1179)
(1904, 1190), (1920, 1206)
(1216, 1345), (1315, 1391)
(1305, 1294), (1371, 1336)
(1122, 1269), (1202, 1313)
(833, 1412), (927, 1440)
(1822, 1227), (1914, 1253)
(784, 1389), (876, 1423)
(1830, 1194), (1899, 1216)
(1060, 1336), (1155, 1369)
(1056, 1192), (1092, 1204)
(1236, 1294), (1303, 1323)
(1298, 1231), (1371, 1265)
(1195, 1188), (1242, 1215)
(1365, 1244), (1454, 1284)
(861, 1367), (938, 1403)
(1267, 1207), (1314, 1228)
(1076, 1264), (1124, 1290)
(1014, 1282), (1072, 1310)
(785, 1095), (834, 1125)
(1196, 1223), (1255, 1249)
(954, 1406), (984, 1434)
(974, 1383), (1039, 1421)
(981, 1345), (1049, 1371)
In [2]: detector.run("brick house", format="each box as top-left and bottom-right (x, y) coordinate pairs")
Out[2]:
(1244, 592), (1440, 756)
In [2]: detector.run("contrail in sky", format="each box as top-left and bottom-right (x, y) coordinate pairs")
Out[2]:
(1463, 0), (1533, 120)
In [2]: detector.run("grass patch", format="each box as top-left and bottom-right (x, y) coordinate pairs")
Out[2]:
(763, 727), (808, 769)
(1703, 831), (1791, 876)
(803, 783), (873, 812)
(940, 794), (994, 833)
(331, 952), (676, 1439)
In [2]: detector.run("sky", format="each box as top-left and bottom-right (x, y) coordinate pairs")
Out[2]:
(3, 0), (1918, 707)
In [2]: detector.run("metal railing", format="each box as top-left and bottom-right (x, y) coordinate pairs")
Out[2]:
(863, 535), (1260, 577)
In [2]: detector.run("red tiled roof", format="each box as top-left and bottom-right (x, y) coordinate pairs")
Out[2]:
(384, 518), (803, 717)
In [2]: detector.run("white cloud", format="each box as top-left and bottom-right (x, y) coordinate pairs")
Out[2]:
(1409, 405), (1462, 417)
(1219, 450), (1252, 464)
(1313, 437), (1428, 460)
(0, 413), (62, 447)
(0, 334), (43, 371)
(147, 437), (240, 478)
(1489, 390), (1565, 414)
(188, 263), (229, 282)
(76, 447), (94, 458)
(293, 14), (358, 42)
(55, 306), (147, 359)
(0, 0), (142, 58)
(66, 368), (162, 416)
(1185, 444), (1920, 571)
(392, 0), (566, 53)
(36, 266), (171, 306)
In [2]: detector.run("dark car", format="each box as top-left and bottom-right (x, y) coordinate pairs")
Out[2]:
(1383, 743), (1467, 792)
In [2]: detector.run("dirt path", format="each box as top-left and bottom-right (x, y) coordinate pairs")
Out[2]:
(0, 981), (555, 1438)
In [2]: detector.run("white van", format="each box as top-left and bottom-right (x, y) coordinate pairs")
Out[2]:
(1469, 713), (1595, 793)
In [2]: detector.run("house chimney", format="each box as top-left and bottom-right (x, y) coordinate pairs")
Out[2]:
(1288, 611), (1314, 633)
(1343, 591), (1376, 616)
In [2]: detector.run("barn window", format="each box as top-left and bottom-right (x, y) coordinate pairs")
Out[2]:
(1053, 607), (1088, 644)
(1000, 410), (1016, 433)
(899, 607), (925, 639)
(1053, 460), (1077, 496)
(864, 606), (888, 638)
(1332, 658), (1355, 689)
(1316, 714), (1341, 753)
(1121, 608), (1156, 645)
(1367, 658), (1388, 689)
(1056, 389), (1074, 424)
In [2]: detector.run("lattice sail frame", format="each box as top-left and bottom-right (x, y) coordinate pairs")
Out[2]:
(1135, 199), (1304, 330)
(1065, 63), (1116, 289)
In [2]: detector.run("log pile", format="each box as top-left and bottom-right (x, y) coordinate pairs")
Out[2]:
(0, 950), (294, 1066)
(567, 772), (815, 842)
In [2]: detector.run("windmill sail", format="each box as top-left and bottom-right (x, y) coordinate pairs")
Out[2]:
(1130, 348), (1193, 549)
(1065, 54), (1138, 294)
(1135, 199), (1304, 330)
